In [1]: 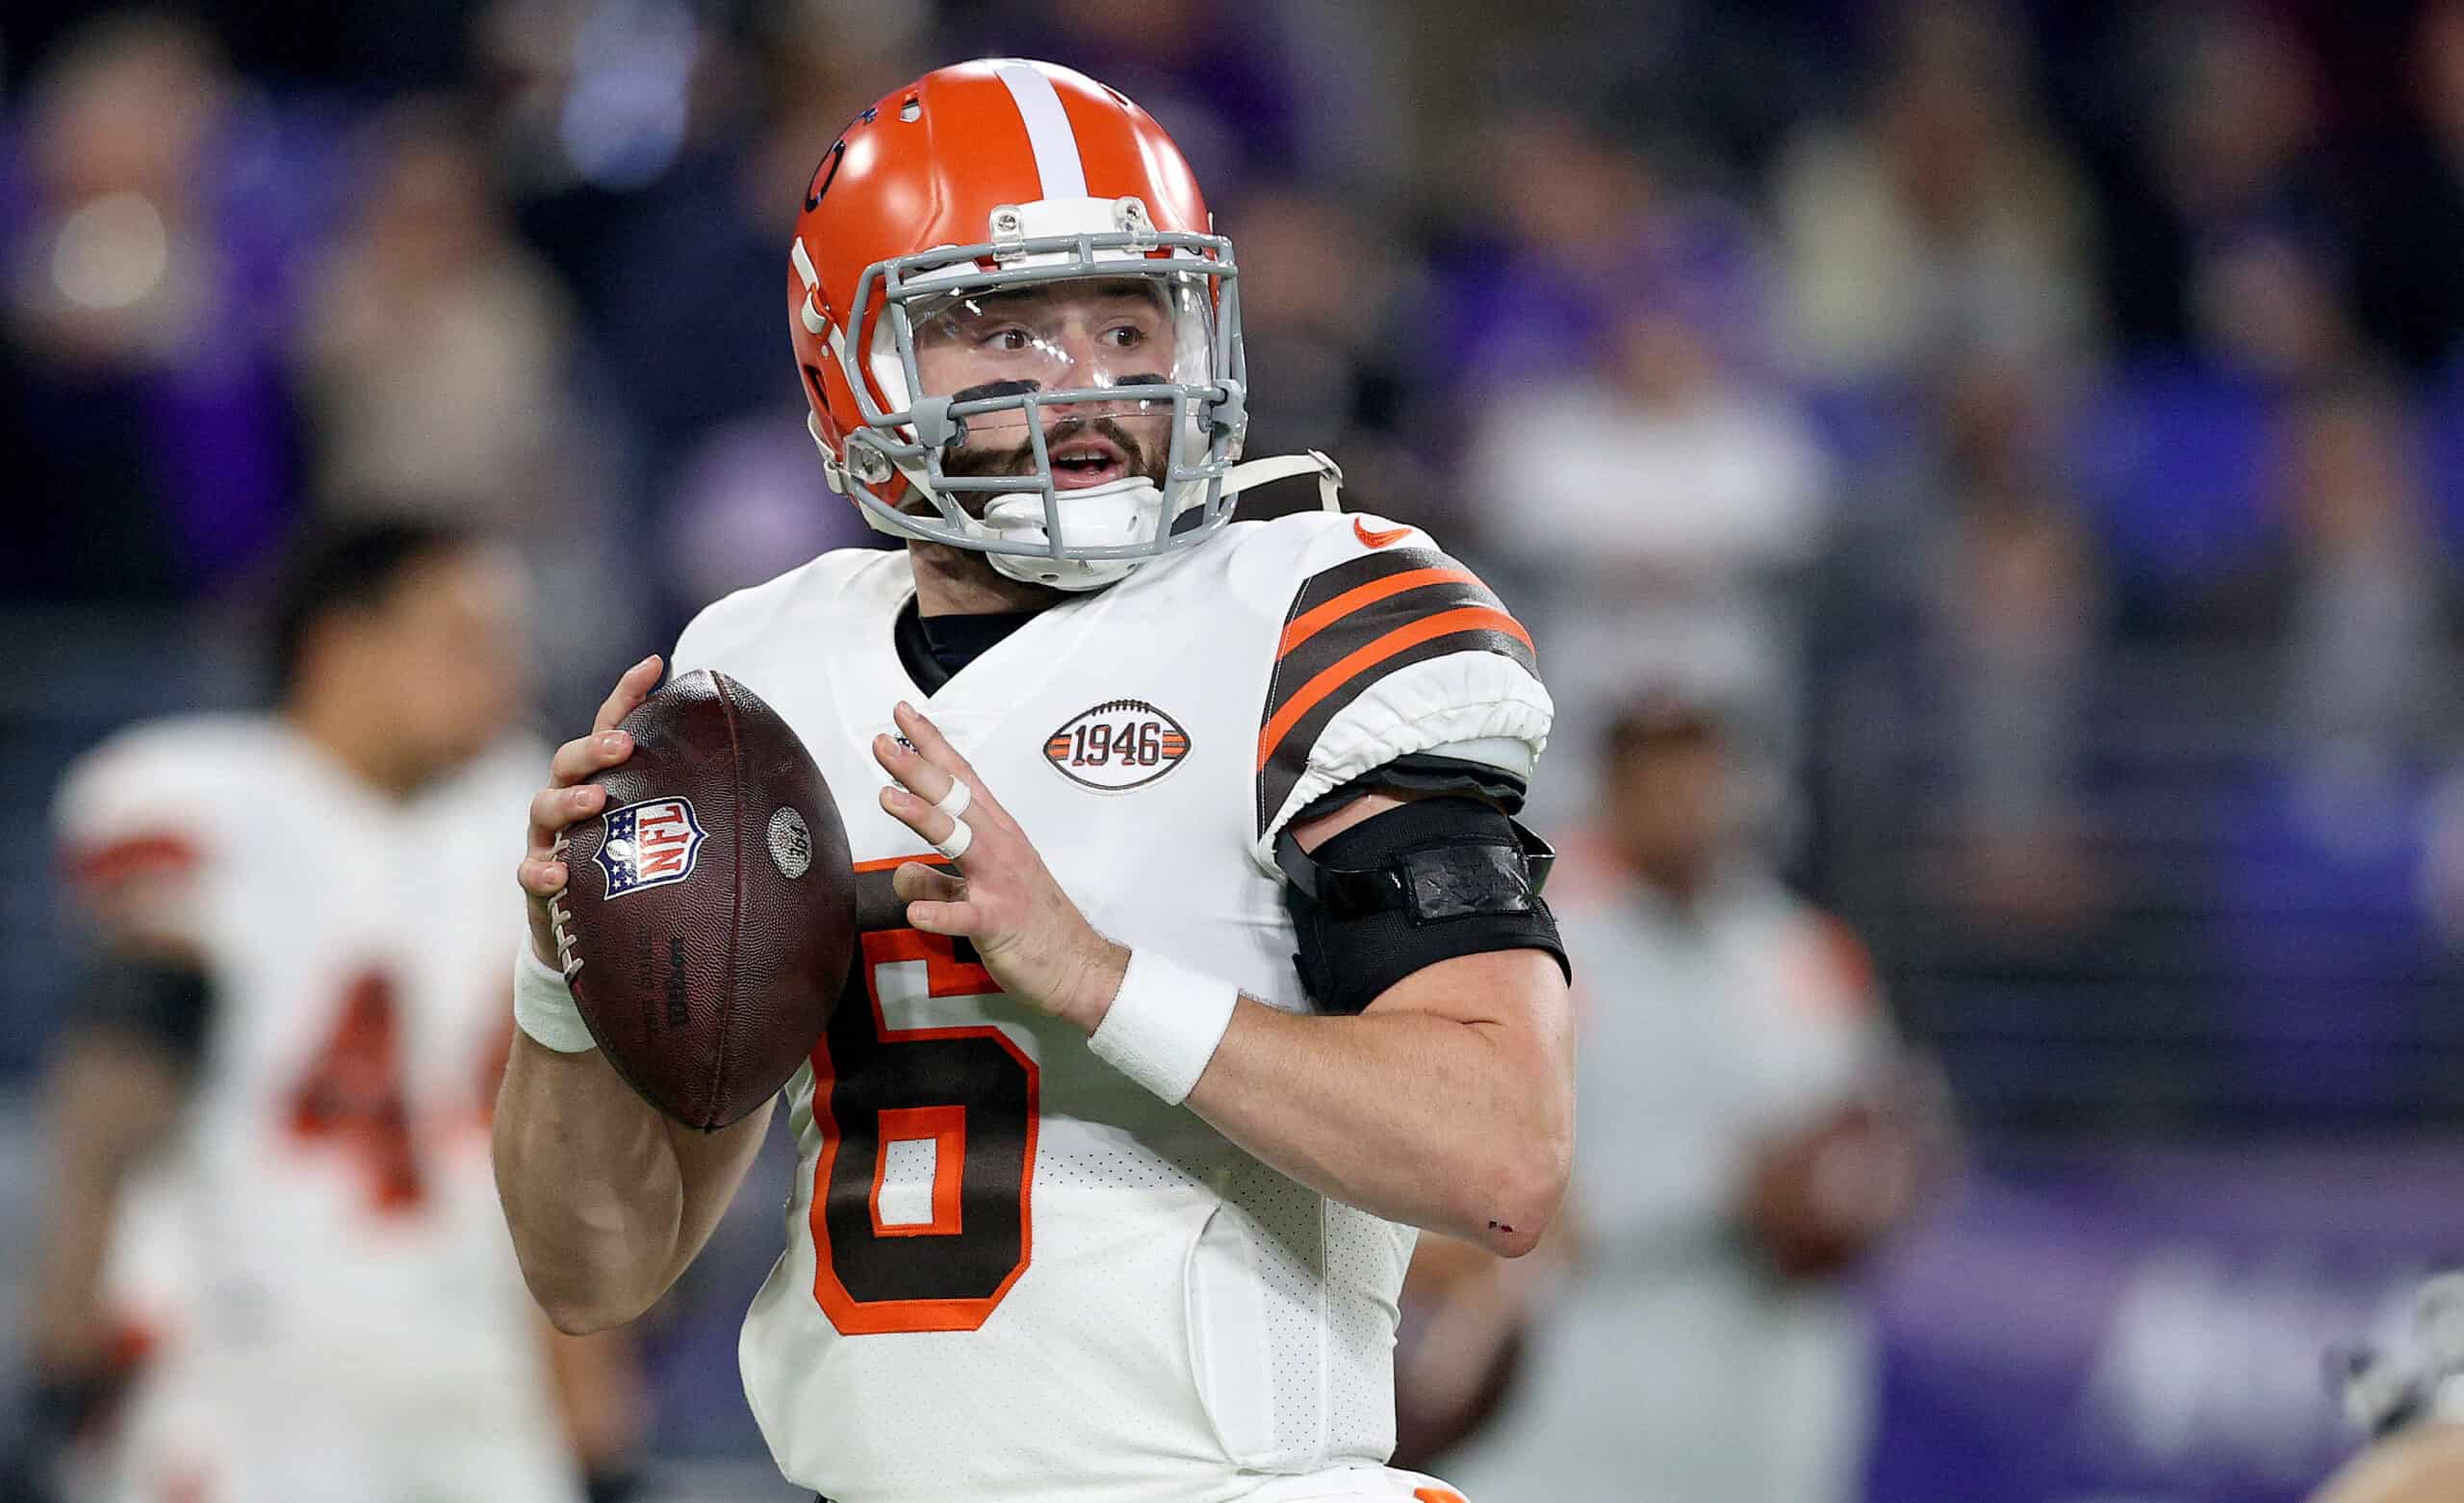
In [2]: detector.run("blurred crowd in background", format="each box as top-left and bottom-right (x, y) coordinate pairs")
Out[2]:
(13, 0), (2464, 1121)
(10, 1), (2464, 1498)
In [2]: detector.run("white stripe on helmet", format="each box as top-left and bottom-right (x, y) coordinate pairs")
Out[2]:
(789, 237), (827, 334)
(994, 62), (1090, 200)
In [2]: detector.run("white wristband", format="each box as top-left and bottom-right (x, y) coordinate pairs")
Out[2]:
(514, 939), (599, 1054)
(1085, 949), (1240, 1107)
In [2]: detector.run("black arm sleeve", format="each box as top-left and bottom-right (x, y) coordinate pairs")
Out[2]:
(1279, 795), (1569, 1016)
(76, 953), (213, 1068)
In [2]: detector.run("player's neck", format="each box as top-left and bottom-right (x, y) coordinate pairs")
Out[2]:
(283, 693), (426, 802)
(905, 540), (1067, 617)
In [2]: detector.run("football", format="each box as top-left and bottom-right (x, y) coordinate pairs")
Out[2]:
(552, 670), (855, 1130)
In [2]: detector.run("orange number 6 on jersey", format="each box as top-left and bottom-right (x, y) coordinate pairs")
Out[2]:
(807, 858), (1039, 1335)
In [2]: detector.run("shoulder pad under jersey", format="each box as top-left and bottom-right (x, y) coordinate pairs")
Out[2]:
(671, 547), (897, 678)
(1242, 512), (1552, 863)
(52, 715), (273, 910)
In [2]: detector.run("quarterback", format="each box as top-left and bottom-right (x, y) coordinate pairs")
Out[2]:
(496, 59), (1573, 1503)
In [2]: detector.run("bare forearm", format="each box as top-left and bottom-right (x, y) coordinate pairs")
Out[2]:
(32, 1180), (123, 1368)
(32, 1033), (181, 1366)
(500, 654), (775, 1332)
(494, 1038), (680, 1331)
(1182, 997), (1571, 1256)
(492, 1036), (764, 1332)
(541, 1323), (647, 1475)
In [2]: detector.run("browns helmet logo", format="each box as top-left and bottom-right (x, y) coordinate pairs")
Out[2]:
(1044, 700), (1190, 791)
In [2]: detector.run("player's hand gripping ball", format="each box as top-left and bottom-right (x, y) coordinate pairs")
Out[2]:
(527, 663), (856, 1129)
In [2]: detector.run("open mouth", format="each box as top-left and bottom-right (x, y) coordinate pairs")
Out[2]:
(1049, 436), (1130, 490)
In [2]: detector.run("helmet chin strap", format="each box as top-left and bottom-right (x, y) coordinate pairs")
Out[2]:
(980, 476), (1162, 592)
(976, 451), (1347, 593)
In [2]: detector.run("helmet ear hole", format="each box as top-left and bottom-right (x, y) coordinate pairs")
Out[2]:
(800, 365), (835, 433)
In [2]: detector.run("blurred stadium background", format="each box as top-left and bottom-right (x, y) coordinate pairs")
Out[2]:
(8, 0), (2464, 1498)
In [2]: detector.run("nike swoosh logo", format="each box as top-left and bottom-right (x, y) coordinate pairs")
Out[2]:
(1353, 519), (1413, 548)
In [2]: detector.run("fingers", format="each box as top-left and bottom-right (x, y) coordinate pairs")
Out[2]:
(872, 727), (955, 806)
(515, 651), (655, 908)
(903, 899), (982, 936)
(879, 783), (961, 852)
(531, 781), (607, 839)
(890, 861), (965, 904)
(887, 702), (1011, 827)
(526, 784), (606, 879)
(594, 654), (663, 735)
(877, 700), (1010, 832)
(874, 737), (944, 802)
(892, 701), (980, 786)
(549, 728), (632, 788)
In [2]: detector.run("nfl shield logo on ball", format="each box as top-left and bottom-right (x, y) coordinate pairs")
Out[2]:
(597, 797), (706, 897)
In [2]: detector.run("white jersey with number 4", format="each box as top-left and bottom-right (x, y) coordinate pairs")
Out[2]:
(678, 512), (1550, 1503)
(51, 720), (579, 1503)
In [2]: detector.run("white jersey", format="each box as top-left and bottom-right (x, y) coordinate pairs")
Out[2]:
(677, 513), (1551, 1503)
(52, 719), (578, 1501)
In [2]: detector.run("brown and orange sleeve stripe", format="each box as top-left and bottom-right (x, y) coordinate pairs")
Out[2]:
(1254, 547), (1536, 835)
(62, 830), (202, 895)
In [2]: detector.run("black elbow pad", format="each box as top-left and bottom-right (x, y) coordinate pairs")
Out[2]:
(1276, 797), (1569, 1015)
(80, 953), (214, 1067)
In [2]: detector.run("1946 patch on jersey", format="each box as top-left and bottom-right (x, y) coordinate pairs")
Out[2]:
(596, 796), (706, 896)
(1043, 700), (1191, 791)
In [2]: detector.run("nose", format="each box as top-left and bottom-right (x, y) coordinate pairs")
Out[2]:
(1046, 327), (1111, 389)
(1044, 328), (1164, 425)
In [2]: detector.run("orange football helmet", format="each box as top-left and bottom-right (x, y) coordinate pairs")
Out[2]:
(786, 58), (1273, 590)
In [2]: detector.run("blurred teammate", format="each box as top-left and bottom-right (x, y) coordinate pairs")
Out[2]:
(496, 59), (1571, 1503)
(15, 520), (632, 1503)
(1441, 687), (1941, 1503)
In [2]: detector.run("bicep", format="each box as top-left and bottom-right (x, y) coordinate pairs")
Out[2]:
(49, 1027), (190, 1173)
(1289, 789), (1409, 852)
(1361, 947), (1573, 1066)
(1291, 786), (1573, 1099)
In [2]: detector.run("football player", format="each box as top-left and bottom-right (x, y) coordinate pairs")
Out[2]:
(1438, 690), (1940, 1503)
(20, 520), (632, 1503)
(497, 59), (1572, 1503)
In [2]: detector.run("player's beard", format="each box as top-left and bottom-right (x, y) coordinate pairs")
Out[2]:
(932, 412), (1168, 520)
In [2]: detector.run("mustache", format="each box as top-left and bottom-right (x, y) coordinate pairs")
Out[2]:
(944, 412), (1158, 479)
